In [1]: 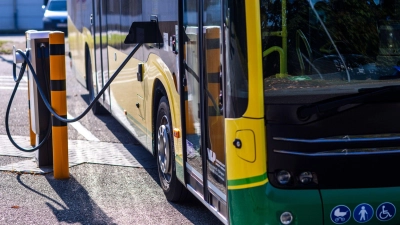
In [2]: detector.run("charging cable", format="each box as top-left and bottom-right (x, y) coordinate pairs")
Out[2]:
(7, 43), (141, 152)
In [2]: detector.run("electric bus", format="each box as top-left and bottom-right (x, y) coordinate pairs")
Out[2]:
(67, 0), (400, 224)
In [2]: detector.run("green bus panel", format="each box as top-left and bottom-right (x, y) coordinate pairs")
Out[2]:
(228, 183), (323, 225)
(229, 184), (400, 225)
(321, 187), (400, 225)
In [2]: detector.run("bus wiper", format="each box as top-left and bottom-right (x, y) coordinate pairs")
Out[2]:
(297, 85), (400, 119)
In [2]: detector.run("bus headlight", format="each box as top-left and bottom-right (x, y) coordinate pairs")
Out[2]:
(276, 170), (291, 185)
(280, 212), (293, 225)
(299, 171), (313, 184)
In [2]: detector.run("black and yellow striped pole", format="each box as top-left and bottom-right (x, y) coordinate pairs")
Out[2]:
(49, 31), (69, 179)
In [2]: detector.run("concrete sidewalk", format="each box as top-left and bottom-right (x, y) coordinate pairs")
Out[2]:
(0, 135), (156, 174)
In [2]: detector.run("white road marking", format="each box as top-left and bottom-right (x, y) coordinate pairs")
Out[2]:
(0, 86), (27, 90)
(67, 112), (100, 141)
(0, 74), (27, 90)
(1, 67), (99, 142)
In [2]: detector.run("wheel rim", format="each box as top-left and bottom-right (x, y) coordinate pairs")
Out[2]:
(158, 114), (172, 183)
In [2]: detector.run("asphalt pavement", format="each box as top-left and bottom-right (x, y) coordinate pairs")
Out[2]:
(0, 160), (223, 225)
(0, 35), (223, 225)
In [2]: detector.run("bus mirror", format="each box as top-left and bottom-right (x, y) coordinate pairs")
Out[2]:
(124, 21), (162, 45)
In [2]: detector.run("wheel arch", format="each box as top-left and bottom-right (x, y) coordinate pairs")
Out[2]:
(82, 25), (95, 89)
(152, 79), (168, 155)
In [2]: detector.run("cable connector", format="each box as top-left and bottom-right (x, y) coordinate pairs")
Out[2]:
(13, 46), (25, 64)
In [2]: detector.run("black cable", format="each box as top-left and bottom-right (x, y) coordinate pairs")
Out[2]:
(15, 43), (141, 123)
(5, 43), (142, 152)
(6, 43), (141, 152)
(6, 51), (52, 152)
(40, 44), (51, 99)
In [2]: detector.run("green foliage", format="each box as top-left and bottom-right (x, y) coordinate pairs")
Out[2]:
(0, 41), (13, 54)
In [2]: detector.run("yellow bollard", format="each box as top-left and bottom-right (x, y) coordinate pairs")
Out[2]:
(49, 31), (69, 179)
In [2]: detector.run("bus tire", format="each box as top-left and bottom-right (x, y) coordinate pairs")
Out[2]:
(156, 96), (188, 202)
(85, 47), (108, 115)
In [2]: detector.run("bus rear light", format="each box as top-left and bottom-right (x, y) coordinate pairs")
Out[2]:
(276, 170), (291, 185)
(280, 212), (293, 225)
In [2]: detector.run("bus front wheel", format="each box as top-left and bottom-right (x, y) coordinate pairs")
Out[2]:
(156, 96), (188, 202)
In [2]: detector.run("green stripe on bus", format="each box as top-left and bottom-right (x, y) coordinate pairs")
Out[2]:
(227, 173), (268, 187)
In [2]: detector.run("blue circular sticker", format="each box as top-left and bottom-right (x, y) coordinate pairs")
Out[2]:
(353, 203), (374, 223)
(331, 205), (351, 224)
(376, 202), (396, 221)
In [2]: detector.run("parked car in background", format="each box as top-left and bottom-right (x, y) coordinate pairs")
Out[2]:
(42, 0), (67, 34)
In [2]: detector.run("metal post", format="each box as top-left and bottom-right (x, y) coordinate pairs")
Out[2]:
(27, 75), (36, 147)
(26, 31), (36, 147)
(49, 31), (69, 179)
(26, 31), (35, 146)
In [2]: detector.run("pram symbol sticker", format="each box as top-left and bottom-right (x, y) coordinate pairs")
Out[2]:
(331, 205), (351, 224)
(353, 203), (373, 223)
(376, 202), (396, 221)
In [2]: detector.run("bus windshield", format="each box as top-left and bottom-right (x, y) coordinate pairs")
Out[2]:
(262, 0), (400, 101)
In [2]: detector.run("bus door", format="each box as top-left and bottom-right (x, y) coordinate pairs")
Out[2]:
(182, 0), (227, 218)
(93, 0), (110, 110)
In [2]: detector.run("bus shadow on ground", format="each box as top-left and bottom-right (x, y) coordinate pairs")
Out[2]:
(79, 94), (224, 225)
(79, 93), (157, 167)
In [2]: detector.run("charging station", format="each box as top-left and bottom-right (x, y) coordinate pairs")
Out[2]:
(9, 23), (145, 179)
(26, 30), (53, 167)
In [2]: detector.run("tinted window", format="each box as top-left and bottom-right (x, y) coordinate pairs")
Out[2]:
(261, 0), (400, 99)
(224, 0), (248, 118)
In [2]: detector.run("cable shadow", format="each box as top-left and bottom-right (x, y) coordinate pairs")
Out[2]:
(17, 174), (116, 224)
(0, 55), (22, 70)
(0, 55), (14, 64)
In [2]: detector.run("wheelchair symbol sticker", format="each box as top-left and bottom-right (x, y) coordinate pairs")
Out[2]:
(331, 205), (351, 224)
(376, 202), (396, 221)
(353, 203), (373, 223)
